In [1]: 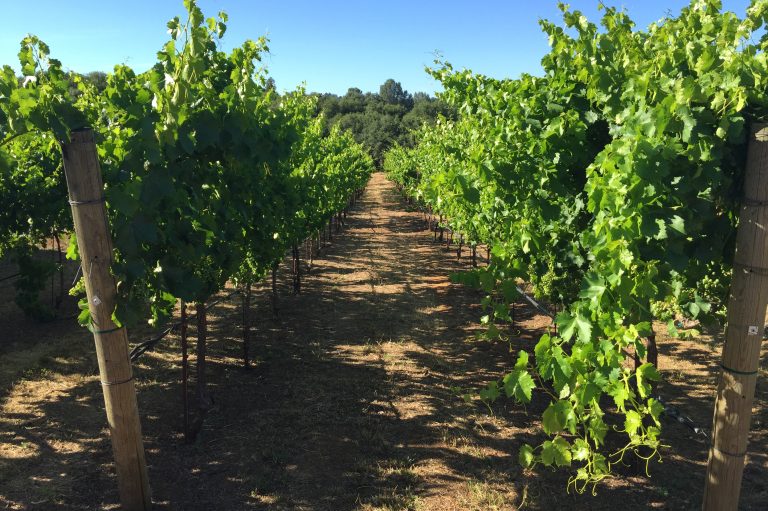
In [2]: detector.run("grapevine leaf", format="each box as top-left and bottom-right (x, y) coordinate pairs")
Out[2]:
(542, 400), (575, 435)
(76, 298), (91, 326)
(572, 438), (590, 461)
(66, 234), (79, 261)
(589, 414), (608, 445)
(514, 350), (529, 370)
(503, 369), (535, 402)
(635, 362), (660, 399)
(556, 312), (592, 344)
(624, 410), (643, 438)
(479, 381), (500, 403)
(667, 319), (679, 338)
(541, 436), (572, 467)
(519, 444), (535, 468)
(578, 273), (606, 304)
(670, 215), (686, 235)
(608, 380), (631, 411)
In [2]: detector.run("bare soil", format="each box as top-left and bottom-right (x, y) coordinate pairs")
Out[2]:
(0, 172), (766, 510)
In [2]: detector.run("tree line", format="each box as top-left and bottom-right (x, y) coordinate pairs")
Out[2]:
(314, 78), (454, 165)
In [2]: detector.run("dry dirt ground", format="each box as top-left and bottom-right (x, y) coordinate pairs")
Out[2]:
(0, 172), (766, 510)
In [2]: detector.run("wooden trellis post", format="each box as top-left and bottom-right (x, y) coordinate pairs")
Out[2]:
(61, 128), (151, 510)
(703, 123), (768, 510)
(181, 300), (190, 443)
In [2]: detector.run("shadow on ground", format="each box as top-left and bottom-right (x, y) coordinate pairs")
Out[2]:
(0, 172), (765, 510)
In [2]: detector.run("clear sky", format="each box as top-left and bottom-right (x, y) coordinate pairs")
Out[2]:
(0, 0), (755, 96)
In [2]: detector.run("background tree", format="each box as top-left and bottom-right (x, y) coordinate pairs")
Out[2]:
(379, 78), (413, 108)
(315, 78), (454, 165)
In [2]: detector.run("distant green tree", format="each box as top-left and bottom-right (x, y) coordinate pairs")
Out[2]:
(83, 71), (108, 92)
(339, 87), (367, 113)
(313, 79), (454, 166)
(338, 112), (366, 136)
(317, 93), (340, 119)
(379, 79), (413, 108)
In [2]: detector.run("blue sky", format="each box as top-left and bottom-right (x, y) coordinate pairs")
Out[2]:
(0, 0), (755, 95)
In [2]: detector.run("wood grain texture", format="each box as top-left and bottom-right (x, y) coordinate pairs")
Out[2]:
(703, 123), (768, 510)
(62, 129), (151, 511)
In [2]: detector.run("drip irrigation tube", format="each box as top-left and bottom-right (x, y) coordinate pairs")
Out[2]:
(657, 395), (710, 441)
(514, 285), (555, 320)
(0, 272), (20, 283)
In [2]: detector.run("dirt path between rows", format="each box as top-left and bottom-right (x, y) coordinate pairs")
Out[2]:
(0, 172), (765, 510)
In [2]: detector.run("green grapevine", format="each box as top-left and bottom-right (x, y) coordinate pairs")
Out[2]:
(0, 1), (373, 329)
(385, 0), (768, 490)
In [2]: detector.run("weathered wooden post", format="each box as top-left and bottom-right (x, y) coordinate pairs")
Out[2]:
(292, 244), (301, 294)
(271, 262), (279, 318)
(61, 128), (151, 510)
(196, 302), (210, 414)
(181, 300), (190, 443)
(242, 284), (251, 368)
(703, 123), (768, 510)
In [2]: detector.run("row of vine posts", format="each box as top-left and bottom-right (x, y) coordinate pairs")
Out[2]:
(391, 123), (768, 509)
(61, 127), (366, 510)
